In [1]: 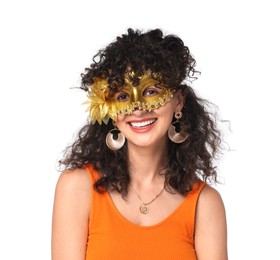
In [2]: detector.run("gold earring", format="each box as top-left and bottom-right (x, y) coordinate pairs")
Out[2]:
(168, 111), (188, 143)
(106, 122), (126, 150)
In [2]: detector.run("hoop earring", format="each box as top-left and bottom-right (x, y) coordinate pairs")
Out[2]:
(106, 122), (126, 150)
(168, 111), (188, 143)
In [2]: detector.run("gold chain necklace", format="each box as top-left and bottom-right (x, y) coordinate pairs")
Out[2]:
(132, 185), (165, 214)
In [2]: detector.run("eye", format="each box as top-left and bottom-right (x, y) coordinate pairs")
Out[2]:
(115, 92), (130, 102)
(143, 85), (164, 97)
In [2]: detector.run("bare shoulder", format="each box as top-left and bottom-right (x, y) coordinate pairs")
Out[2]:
(198, 184), (225, 211)
(52, 168), (92, 259)
(196, 184), (227, 228)
(195, 184), (228, 259)
(55, 168), (92, 193)
(53, 167), (92, 220)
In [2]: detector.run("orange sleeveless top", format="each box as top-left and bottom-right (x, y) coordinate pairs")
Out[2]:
(85, 164), (205, 260)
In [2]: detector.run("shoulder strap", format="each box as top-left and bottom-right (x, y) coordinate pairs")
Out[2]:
(182, 180), (206, 239)
(191, 180), (206, 195)
(84, 163), (100, 185)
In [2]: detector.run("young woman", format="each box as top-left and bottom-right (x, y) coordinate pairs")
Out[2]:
(52, 28), (228, 260)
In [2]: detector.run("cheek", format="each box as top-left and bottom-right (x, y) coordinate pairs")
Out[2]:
(159, 100), (177, 114)
(114, 115), (126, 129)
(153, 105), (176, 126)
(116, 114), (125, 122)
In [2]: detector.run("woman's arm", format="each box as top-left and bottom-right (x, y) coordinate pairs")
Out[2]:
(51, 169), (92, 260)
(195, 185), (228, 260)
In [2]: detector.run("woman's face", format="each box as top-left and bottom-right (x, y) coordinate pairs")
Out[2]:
(114, 91), (184, 148)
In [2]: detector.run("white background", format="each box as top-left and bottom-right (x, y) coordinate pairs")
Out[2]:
(0, 0), (279, 259)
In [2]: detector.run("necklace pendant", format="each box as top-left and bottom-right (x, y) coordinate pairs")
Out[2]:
(140, 204), (149, 214)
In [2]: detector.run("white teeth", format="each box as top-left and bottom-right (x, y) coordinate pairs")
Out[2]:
(130, 119), (156, 128)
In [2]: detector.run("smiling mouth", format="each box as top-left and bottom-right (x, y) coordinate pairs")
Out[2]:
(129, 119), (157, 128)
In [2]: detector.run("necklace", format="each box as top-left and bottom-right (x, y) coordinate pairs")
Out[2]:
(132, 185), (165, 214)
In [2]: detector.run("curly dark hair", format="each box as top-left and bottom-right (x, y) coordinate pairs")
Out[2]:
(59, 28), (222, 196)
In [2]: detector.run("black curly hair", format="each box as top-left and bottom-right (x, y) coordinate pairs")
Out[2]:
(59, 28), (222, 196)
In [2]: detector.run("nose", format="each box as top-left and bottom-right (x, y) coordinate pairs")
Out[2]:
(131, 107), (147, 116)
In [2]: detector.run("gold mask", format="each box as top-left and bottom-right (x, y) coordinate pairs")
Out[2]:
(84, 71), (174, 124)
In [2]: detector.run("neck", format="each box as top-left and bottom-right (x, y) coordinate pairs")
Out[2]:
(127, 141), (168, 185)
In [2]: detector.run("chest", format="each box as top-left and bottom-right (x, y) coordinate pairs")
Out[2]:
(108, 190), (186, 226)
(86, 189), (198, 260)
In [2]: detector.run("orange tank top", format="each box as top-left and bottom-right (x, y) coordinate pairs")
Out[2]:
(85, 164), (205, 260)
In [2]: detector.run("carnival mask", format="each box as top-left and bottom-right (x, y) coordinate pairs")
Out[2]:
(84, 70), (174, 124)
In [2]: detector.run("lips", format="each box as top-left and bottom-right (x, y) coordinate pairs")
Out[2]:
(129, 119), (157, 128)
